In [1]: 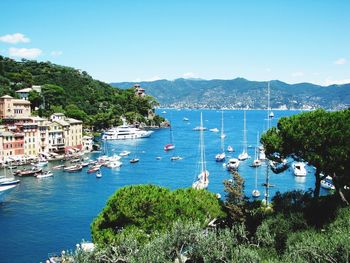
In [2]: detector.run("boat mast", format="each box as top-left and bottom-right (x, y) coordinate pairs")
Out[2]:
(243, 110), (247, 154)
(200, 112), (206, 174)
(221, 110), (224, 151)
(264, 81), (271, 206)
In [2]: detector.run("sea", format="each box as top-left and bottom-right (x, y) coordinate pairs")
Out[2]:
(0, 109), (327, 262)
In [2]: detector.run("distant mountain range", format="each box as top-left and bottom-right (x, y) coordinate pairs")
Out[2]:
(111, 78), (350, 110)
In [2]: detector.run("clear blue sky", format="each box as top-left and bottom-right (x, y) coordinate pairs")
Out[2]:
(1, 0), (349, 85)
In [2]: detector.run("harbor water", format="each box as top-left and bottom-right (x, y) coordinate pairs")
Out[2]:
(0, 109), (323, 262)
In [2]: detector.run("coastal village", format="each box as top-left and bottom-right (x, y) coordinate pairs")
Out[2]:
(0, 86), (93, 165)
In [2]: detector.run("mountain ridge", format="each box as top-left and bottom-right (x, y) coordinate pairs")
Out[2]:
(111, 78), (350, 110)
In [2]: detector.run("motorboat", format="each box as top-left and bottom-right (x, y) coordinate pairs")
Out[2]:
(209, 128), (219, 132)
(164, 144), (175, 151)
(193, 126), (207, 131)
(36, 171), (54, 178)
(102, 117), (153, 140)
(226, 158), (240, 171)
(321, 175), (335, 190)
(0, 184), (17, 201)
(292, 162), (307, 177)
(251, 159), (262, 167)
(15, 167), (42, 177)
(106, 160), (122, 168)
(119, 150), (131, 156)
(252, 189), (260, 198)
(227, 145), (234, 152)
(183, 117), (189, 121)
(53, 164), (66, 170)
(171, 156), (182, 161)
(215, 152), (226, 162)
(87, 166), (100, 173)
(130, 158), (139, 163)
(64, 165), (83, 173)
(96, 170), (102, 178)
(270, 159), (289, 173)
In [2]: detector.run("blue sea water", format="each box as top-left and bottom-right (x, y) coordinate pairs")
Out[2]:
(0, 109), (325, 262)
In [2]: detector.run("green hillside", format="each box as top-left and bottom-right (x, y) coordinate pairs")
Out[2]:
(0, 56), (162, 129)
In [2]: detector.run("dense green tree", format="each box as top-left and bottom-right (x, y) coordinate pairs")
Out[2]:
(91, 185), (225, 245)
(65, 104), (88, 122)
(261, 109), (350, 200)
(28, 90), (42, 109)
(223, 171), (246, 225)
(42, 84), (65, 110)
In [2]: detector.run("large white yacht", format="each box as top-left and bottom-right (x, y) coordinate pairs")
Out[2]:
(102, 117), (153, 140)
(292, 162), (307, 177)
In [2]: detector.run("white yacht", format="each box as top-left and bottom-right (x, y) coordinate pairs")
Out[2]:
(292, 162), (307, 177)
(102, 117), (153, 140)
(226, 158), (240, 171)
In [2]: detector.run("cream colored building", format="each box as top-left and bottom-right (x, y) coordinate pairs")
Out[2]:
(22, 122), (40, 157)
(0, 95), (31, 119)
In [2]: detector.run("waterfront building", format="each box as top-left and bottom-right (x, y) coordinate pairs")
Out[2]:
(82, 136), (94, 152)
(0, 131), (24, 161)
(22, 122), (40, 157)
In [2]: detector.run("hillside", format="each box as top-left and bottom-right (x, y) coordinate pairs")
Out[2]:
(111, 78), (350, 110)
(0, 56), (162, 128)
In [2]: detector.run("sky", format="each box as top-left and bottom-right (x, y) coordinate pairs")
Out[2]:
(0, 0), (349, 85)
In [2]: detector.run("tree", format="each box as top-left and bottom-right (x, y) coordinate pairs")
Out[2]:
(261, 109), (350, 200)
(28, 90), (42, 109)
(223, 171), (246, 225)
(42, 84), (65, 110)
(91, 185), (225, 245)
(65, 104), (88, 122)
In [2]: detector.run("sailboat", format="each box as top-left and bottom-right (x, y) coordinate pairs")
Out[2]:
(192, 112), (209, 190)
(252, 165), (261, 198)
(238, 111), (249, 161)
(130, 140), (140, 163)
(215, 111), (226, 162)
(251, 132), (262, 167)
(164, 121), (175, 151)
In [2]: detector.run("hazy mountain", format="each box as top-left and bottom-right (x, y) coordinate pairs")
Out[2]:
(111, 78), (350, 110)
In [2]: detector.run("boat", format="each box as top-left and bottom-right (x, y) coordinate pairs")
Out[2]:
(192, 112), (209, 190)
(251, 133), (262, 167)
(52, 164), (66, 170)
(0, 184), (17, 201)
(87, 167), (100, 173)
(193, 125), (207, 131)
(130, 158), (139, 164)
(209, 128), (219, 132)
(171, 156), (182, 161)
(270, 159), (289, 173)
(64, 165), (83, 173)
(183, 117), (189, 121)
(238, 111), (250, 161)
(321, 175), (335, 190)
(156, 156), (162, 160)
(102, 117), (154, 140)
(119, 150), (131, 156)
(292, 162), (307, 177)
(36, 171), (54, 178)
(81, 162), (90, 167)
(106, 160), (122, 168)
(215, 111), (226, 162)
(96, 170), (102, 178)
(164, 121), (175, 151)
(15, 167), (42, 177)
(162, 111), (167, 114)
(35, 160), (48, 167)
(227, 145), (234, 152)
(269, 111), (274, 118)
(0, 166), (20, 186)
(226, 158), (240, 171)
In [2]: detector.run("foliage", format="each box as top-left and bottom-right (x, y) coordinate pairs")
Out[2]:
(261, 109), (350, 198)
(223, 171), (246, 225)
(91, 185), (225, 245)
(0, 55), (163, 129)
